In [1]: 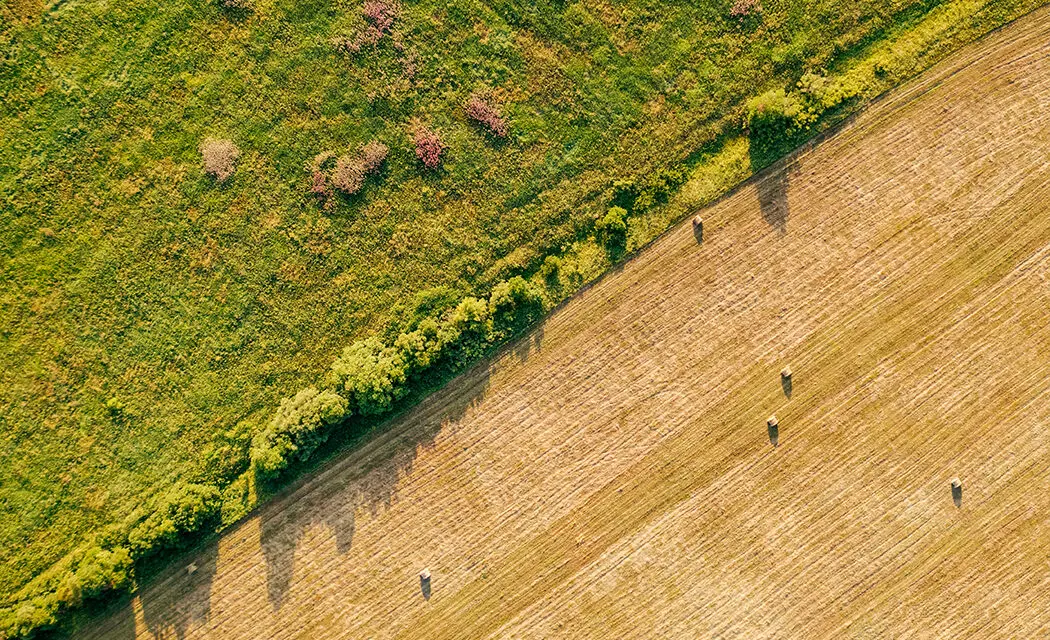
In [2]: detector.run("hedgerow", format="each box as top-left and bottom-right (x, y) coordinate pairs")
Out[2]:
(0, 482), (220, 639)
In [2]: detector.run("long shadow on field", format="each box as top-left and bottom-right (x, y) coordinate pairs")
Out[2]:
(259, 330), (544, 610)
(69, 540), (219, 640)
(755, 164), (792, 234)
(139, 550), (219, 640)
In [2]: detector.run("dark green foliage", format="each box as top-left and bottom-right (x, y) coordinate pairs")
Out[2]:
(597, 206), (628, 254)
(438, 296), (493, 370)
(250, 388), (350, 480)
(488, 276), (544, 340)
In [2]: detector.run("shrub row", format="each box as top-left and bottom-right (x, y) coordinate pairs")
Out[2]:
(251, 275), (545, 481)
(1, 483), (221, 638)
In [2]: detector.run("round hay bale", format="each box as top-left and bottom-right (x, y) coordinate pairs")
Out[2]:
(781, 366), (792, 379)
(692, 215), (703, 228)
(950, 477), (962, 489)
(767, 415), (778, 428)
(419, 568), (431, 581)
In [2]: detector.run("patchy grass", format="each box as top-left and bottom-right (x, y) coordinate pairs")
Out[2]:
(0, 0), (1043, 605)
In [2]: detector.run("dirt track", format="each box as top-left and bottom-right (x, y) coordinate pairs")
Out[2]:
(79, 8), (1050, 639)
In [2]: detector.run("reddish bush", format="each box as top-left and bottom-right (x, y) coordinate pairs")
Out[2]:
(730, 0), (761, 18)
(310, 171), (333, 209)
(200, 138), (240, 182)
(465, 95), (508, 138)
(361, 140), (389, 173)
(412, 127), (445, 169)
(336, 0), (398, 53)
(332, 156), (366, 194)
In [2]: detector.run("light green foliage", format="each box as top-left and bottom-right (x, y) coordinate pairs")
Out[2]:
(597, 206), (629, 252)
(393, 317), (443, 374)
(123, 482), (222, 559)
(488, 276), (545, 340)
(326, 339), (409, 415)
(251, 388), (349, 479)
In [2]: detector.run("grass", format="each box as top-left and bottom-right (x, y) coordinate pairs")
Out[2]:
(0, 0), (1043, 607)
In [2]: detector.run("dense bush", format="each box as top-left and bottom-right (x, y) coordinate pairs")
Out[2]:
(332, 156), (366, 195)
(326, 338), (409, 415)
(597, 206), (628, 252)
(199, 138), (240, 182)
(361, 140), (389, 172)
(412, 126), (445, 169)
(251, 388), (350, 480)
(465, 95), (509, 138)
(488, 276), (544, 339)
(730, 0), (761, 17)
(124, 483), (222, 560)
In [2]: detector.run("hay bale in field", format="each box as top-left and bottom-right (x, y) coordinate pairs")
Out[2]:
(951, 477), (963, 507)
(692, 215), (704, 243)
(781, 366), (792, 379)
(419, 568), (432, 600)
(186, 562), (198, 575)
(781, 366), (793, 397)
(766, 414), (779, 447)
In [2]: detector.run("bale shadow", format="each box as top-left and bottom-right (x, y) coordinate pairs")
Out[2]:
(952, 482), (963, 508)
(420, 573), (432, 601)
(767, 423), (779, 447)
(781, 374), (793, 398)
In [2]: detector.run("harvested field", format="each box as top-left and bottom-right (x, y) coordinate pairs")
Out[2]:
(79, 7), (1050, 639)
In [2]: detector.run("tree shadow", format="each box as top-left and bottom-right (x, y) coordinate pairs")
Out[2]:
(139, 550), (219, 640)
(259, 323), (546, 610)
(64, 541), (219, 640)
(754, 165), (792, 234)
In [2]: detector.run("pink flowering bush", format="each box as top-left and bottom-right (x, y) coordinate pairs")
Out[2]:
(336, 0), (399, 53)
(412, 127), (445, 169)
(730, 0), (761, 18)
(361, 140), (389, 172)
(465, 95), (508, 138)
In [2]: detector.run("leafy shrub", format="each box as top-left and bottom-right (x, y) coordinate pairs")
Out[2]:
(465, 95), (509, 138)
(54, 546), (132, 606)
(251, 388), (349, 479)
(393, 316), (443, 374)
(597, 206), (628, 251)
(124, 483), (222, 560)
(326, 338), (409, 415)
(539, 255), (562, 287)
(488, 276), (544, 339)
(199, 138), (240, 182)
(197, 421), (254, 485)
(412, 126), (445, 169)
(220, 0), (253, 10)
(0, 545), (133, 639)
(436, 297), (491, 370)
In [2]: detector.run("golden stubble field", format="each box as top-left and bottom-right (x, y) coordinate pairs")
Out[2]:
(80, 7), (1050, 639)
